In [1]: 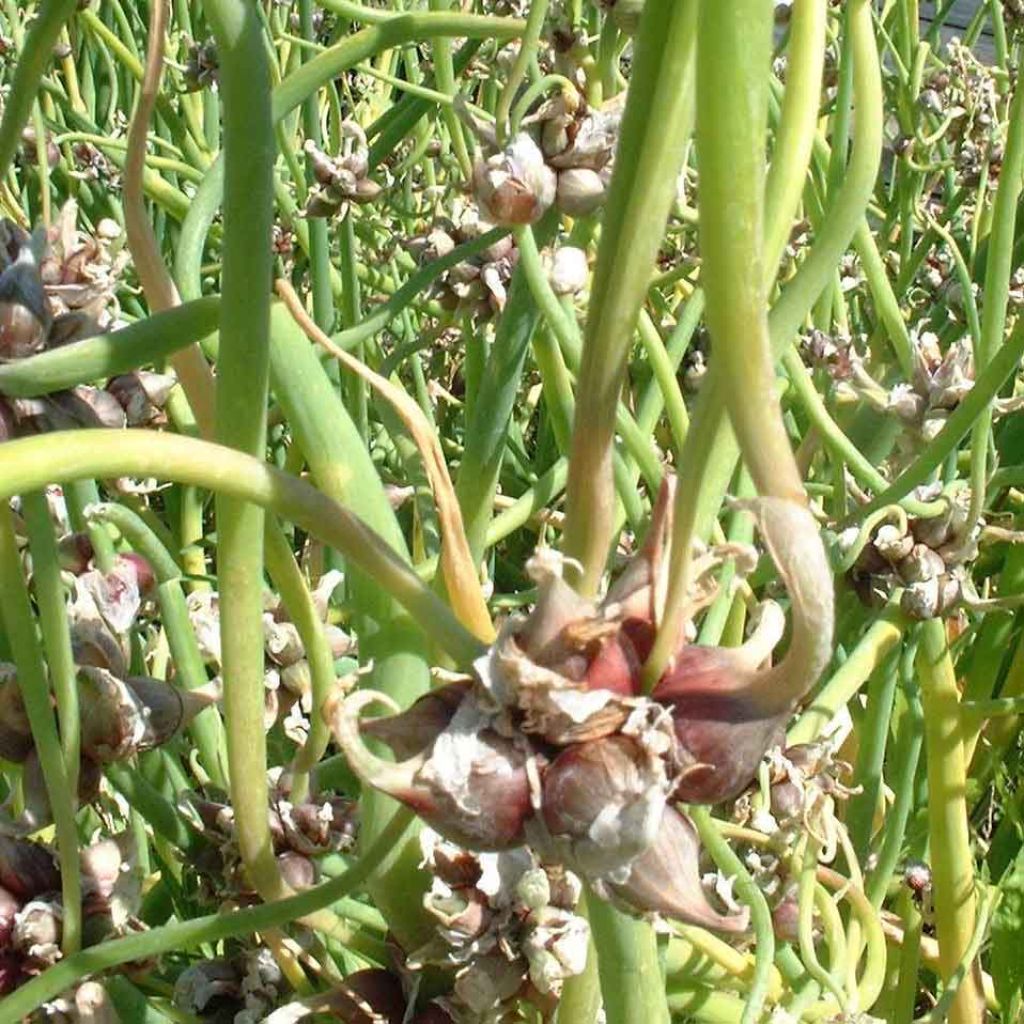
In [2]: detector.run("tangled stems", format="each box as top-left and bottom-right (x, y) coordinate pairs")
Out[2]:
(0, 429), (482, 664)
(561, 0), (698, 595)
(691, 806), (775, 1024)
(917, 619), (983, 1024)
(0, 808), (416, 1024)
(0, 508), (82, 957)
(0, 0), (79, 181)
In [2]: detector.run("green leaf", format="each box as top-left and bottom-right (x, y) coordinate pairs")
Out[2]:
(992, 846), (1024, 1015)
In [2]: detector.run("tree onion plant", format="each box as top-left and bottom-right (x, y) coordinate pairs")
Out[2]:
(2, 0), (1024, 1021)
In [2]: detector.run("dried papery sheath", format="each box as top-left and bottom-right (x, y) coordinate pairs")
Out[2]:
(328, 689), (536, 851)
(0, 663), (33, 762)
(0, 836), (60, 900)
(78, 667), (221, 762)
(0, 221), (50, 360)
(472, 134), (557, 226)
(654, 499), (834, 803)
(68, 577), (130, 678)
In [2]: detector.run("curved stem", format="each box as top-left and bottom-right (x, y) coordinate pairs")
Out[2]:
(0, 430), (482, 666)
(561, 0), (698, 594)
(203, 0), (280, 905)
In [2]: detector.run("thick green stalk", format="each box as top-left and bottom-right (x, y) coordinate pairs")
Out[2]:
(0, 0), (79, 181)
(694, 0), (800, 500)
(0, 507), (82, 956)
(562, 0), (698, 593)
(0, 298), (221, 397)
(203, 0), (280, 902)
(21, 491), (80, 792)
(587, 893), (669, 1024)
(646, 0), (882, 688)
(917, 618), (982, 1024)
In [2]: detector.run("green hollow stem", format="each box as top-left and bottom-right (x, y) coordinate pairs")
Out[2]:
(587, 892), (669, 1024)
(787, 604), (905, 745)
(0, 808), (415, 1024)
(204, 0), (280, 904)
(298, 0), (335, 334)
(21, 491), (80, 793)
(694, 0), (802, 502)
(0, 0), (80, 181)
(867, 638), (923, 908)
(763, 0), (828, 277)
(426, 0), (472, 179)
(494, 0), (548, 141)
(964, 76), (1024, 538)
(917, 618), (983, 1024)
(691, 806), (776, 1024)
(562, 0), (698, 595)
(0, 506), (82, 957)
(0, 298), (221, 397)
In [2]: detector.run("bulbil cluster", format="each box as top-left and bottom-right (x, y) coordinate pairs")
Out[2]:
(329, 484), (834, 935)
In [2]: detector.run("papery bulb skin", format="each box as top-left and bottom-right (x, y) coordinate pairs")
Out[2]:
(539, 735), (669, 880)
(473, 134), (557, 226)
(78, 668), (221, 762)
(556, 167), (607, 216)
(19, 748), (103, 830)
(360, 680), (473, 759)
(654, 645), (786, 804)
(0, 885), (19, 946)
(277, 851), (317, 891)
(325, 968), (408, 1024)
(607, 806), (749, 933)
(12, 898), (62, 963)
(328, 690), (536, 851)
(0, 665), (33, 762)
(0, 837), (60, 900)
(0, 224), (51, 360)
(56, 531), (94, 574)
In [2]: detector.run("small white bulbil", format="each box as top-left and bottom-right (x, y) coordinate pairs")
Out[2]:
(548, 246), (589, 295)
